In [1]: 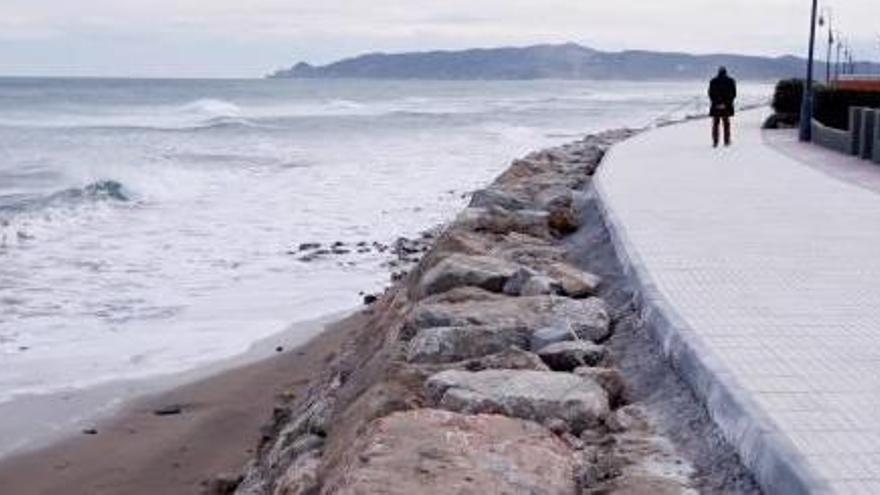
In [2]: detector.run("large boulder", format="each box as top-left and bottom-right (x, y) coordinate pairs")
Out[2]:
(272, 449), (321, 495)
(502, 267), (535, 296)
(417, 254), (520, 297)
(547, 207), (581, 237)
(548, 298), (613, 343)
(537, 341), (606, 371)
(469, 187), (533, 211)
(460, 347), (551, 372)
(520, 274), (562, 296)
(407, 289), (611, 343)
(407, 288), (538, 332)
(546, 262), (602, 298)
(407, 325), (529, 364)
(531, 326), (575, 350)
(323, 409), (579, 495)
(426, 369), (609, 433)
(454, 206), (551, 239)
(575, 367), (627, 408)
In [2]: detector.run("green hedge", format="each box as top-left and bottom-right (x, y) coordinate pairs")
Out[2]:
(814, 88), (880, 130)
(770, 78), (880, 130)
(772, 79), (804, 120)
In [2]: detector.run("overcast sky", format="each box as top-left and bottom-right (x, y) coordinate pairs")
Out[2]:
(1, 0), (878, 78)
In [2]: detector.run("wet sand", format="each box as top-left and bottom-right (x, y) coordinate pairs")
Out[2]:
(0, 310), (366, 495)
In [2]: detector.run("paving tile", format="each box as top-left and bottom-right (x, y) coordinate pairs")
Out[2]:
(597, 110), (880, 491)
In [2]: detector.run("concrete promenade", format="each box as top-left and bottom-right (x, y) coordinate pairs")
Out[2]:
(594, 110), (880, 494)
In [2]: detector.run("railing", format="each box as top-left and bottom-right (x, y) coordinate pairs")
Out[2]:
(811, 106), (880, 164)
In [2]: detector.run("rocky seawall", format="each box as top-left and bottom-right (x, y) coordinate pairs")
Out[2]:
(220, 128), (761, 494)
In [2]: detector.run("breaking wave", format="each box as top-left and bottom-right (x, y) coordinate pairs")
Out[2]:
(0, 180), (130, 219)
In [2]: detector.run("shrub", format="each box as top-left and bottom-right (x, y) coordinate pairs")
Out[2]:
(814, 87), (880, 130)
(769, 78), (880, 131)
(772, 79), (805, 120)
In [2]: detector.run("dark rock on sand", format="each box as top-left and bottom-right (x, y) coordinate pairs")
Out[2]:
(153, 404), (183, 416)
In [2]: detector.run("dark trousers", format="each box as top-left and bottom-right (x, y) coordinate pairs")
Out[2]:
(712, 116), (731, 146)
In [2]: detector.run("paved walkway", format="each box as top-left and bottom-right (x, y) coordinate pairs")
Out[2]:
(594, 110), (880, 495)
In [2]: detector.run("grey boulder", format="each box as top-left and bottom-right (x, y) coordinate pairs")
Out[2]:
(321, 409), (579, 495)
(537, 341), (606, 371)
(409, 290), (611, 344)
(455, 206), (551, 239)
(418, 254), (520, 297)
(548, 297), (612, 343)
(469, 187), (533, 211)
(546, 262), (602, 298)
(407, 325), (528, 364)
(520, 274), (562, 296)
(426, 369), (609, 433)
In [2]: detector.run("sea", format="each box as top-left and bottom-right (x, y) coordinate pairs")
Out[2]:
(0, 77), (771, 408)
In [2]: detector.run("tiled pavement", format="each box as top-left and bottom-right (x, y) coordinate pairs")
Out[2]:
(594, 110), (880, 494)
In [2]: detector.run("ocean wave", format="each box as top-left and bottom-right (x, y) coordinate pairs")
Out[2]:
(0, 98), (266, 132)
(0, 96), (491, 131)
(0, 180), (130, 218)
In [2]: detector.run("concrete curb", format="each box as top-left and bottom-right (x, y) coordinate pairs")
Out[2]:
(588, 146), (833, 495)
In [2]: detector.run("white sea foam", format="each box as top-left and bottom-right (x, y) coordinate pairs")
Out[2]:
(0, 78), (773, 409)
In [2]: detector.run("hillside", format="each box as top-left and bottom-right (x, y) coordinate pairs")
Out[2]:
(268, 43), (843, 81)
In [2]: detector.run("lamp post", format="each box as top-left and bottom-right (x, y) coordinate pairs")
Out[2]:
(835, 35), (843, 81)
(821, 8), (832, 85)
(799, 0), (820, 142)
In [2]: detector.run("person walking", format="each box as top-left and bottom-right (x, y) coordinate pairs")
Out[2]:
(708, 66), (737, 147)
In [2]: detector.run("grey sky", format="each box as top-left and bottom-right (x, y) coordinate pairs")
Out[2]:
(1, 0), (878, 77)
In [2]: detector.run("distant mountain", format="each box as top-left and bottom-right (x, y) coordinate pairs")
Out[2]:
(268, 43), (852, 81)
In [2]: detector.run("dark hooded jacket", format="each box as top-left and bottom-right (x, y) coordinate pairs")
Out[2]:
(708, 70), (737, 117)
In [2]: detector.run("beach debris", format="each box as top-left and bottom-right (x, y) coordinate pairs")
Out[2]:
(81, 428), (98, 435)
(275, 346), (284, 353)
(363, 294), (378, 305)
(153, 404), (184, 416)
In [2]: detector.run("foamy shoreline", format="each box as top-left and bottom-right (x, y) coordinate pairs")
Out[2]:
(0, 310), (348, 461)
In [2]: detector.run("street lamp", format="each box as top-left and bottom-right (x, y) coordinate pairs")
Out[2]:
(835, 33), (843, 81)
(799, 0), (820, 142)
(820, 8), (833, 85)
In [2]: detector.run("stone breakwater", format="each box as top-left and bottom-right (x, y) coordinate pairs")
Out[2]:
(223, 129), (755, 495)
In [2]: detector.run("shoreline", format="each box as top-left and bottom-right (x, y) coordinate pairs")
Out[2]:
(0, 309), (367, 495)
(0, 309), (350, 463)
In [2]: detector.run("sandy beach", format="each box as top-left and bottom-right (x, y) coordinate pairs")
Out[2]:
(0, 311), (367, 495)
